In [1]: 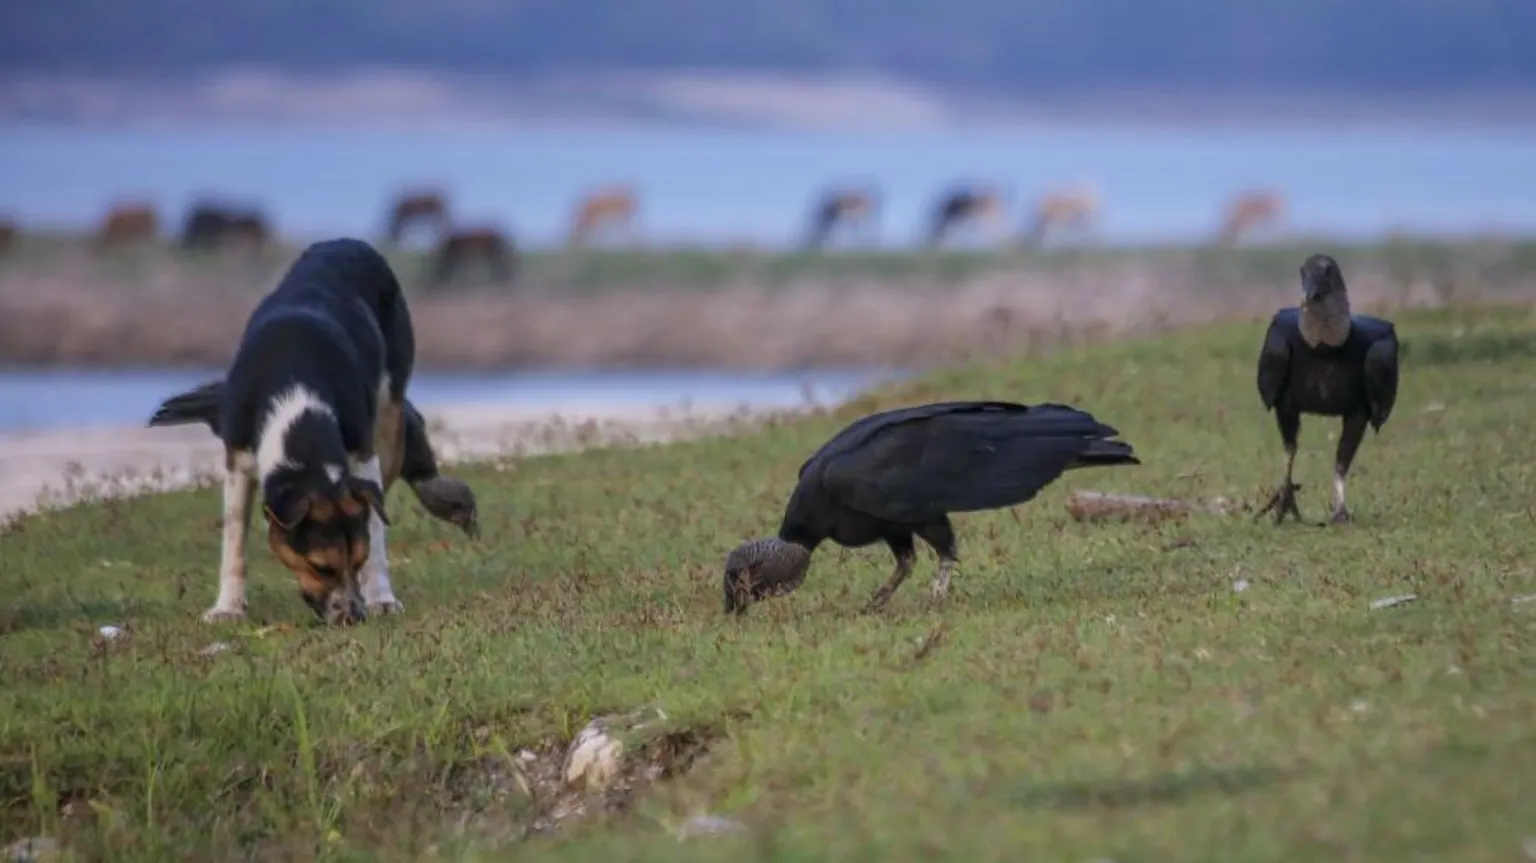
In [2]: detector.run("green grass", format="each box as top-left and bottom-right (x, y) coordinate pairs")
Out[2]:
(7, 231), (1536, 294)
(4, 305), (1536, 861)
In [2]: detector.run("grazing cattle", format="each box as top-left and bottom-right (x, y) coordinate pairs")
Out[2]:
(1217, 190), (1286, 245)
(427, 226), (518, 287)
(384, 189), (450, 246)
(1255, 254), (1400, 526)
(96, 203), (160, 251)
(803, 187), (880, 250)
(722, 400), (1140, 615)
(926, 185), (1008, 247)
(0, 219), (16, 257)
(568, 186), (639, 246)
(181, 202), (271, 253)
(1019, 186), (1101, 248)
(147, 238), (415, 625)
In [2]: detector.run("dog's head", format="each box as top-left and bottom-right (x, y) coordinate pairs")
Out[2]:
(262, 473), (389, 626)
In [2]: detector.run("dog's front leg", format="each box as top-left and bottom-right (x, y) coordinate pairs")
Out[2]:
(205, 454), (255, 622)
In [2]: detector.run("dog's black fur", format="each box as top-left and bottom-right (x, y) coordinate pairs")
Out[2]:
(167, 237), (417, 625)
(227, 238), (413, 514)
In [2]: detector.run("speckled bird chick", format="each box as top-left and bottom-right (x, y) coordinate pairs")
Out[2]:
(1255, 253), (1401, 525)
(722, 400), (1140, 615)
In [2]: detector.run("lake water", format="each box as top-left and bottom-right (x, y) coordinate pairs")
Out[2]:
(2, 120), (1534, 247)
(1, 118), (1529, 432)
(0, 367), (897, 434)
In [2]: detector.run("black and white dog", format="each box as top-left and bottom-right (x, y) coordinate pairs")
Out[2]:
(173, 238), (415, 625)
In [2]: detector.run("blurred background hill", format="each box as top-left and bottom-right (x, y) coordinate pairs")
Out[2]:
(5, 0), (1536, 127)
(4, 0), (1536, 397)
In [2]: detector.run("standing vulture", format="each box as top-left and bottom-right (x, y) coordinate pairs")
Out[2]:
(1255, 253), (1400, 525)
(722, 400), (1140, 615)
(147, 381), (480, 537)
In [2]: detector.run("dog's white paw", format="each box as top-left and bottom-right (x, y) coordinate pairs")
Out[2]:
(366, 599), (405, 617)
(201, 607), (246, 624)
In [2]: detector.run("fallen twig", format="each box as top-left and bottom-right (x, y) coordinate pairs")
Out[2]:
(1065, 490), (1238, 524)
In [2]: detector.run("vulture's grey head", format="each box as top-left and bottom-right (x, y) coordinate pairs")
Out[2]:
(722, 537), (813, 615)
(410, 476), (480, 539)
(1300, 253), (1347, 306)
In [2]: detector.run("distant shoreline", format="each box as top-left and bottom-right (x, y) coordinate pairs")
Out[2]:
(2, 236), (1528, 371)
(6, 70), (1536, 132)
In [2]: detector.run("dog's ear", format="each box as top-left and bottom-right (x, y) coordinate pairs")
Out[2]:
(263, 483), (311, 531)
(347, 477), (390, 525)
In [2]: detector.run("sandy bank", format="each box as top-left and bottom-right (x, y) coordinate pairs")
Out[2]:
(0, 400), (788, 526)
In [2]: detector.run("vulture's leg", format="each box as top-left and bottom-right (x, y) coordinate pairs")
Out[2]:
(915, 517), (958, 599)
(862, 534), (916, 613)
(1330, 413), (1369, 525)
(1256, 410), (1304, 524)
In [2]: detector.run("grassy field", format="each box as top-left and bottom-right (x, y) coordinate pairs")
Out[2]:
(3, 304), (1536, 861)
(6, 231), (1536, 294)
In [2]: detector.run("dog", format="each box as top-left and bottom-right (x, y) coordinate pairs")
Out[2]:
(175, 238), (415, 625)
(149, 383), (481, 539)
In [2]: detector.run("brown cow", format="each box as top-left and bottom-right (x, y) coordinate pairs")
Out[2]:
(926, 185), (1008, 247)
(427, 226), (518, 287)
(804, 186), (880, 250)
(1019, 185), (1101, 248)
(569, 185), (639, 246)
(1216, 190), (1286, 244)
(384, 189), (450, 246)
(96, 202), (160, 251)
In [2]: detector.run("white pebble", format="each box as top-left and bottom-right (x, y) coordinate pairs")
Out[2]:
(675, 814), (746, 840)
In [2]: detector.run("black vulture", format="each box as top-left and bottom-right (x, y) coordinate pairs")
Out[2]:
(147, 381), (480, 537)
(722, 400), (1141, 615)
(1255, 253), (1400, 525)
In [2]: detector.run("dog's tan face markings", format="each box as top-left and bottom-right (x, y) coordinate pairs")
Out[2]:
(264, 484), (386, 625)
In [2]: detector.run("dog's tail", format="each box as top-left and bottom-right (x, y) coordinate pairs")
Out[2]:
(148, 380), (224, 435)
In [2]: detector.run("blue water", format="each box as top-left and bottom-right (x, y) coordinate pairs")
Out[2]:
(1, 118), (1528, 431)
(0, 367), (898, 434)
(2, 121), (1534, 247)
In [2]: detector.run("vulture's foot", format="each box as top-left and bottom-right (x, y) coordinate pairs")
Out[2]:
(1328, 505), (1353, 526)
(930, 559), (955, 599)
(1255, 481), (1303, 525)
(861, 588), (896, 615)
(862, 556), (914, 614)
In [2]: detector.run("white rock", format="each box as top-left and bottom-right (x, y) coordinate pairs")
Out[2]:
(4, 836), (59, 862)
(97, 625), (125, 640)
(675, 814), (746, 839)
(563, 722), (624, 791)
(561, 707), (669, 792)
(1233, 579), (1250, 593)
(1369, 594), (1416, 610)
